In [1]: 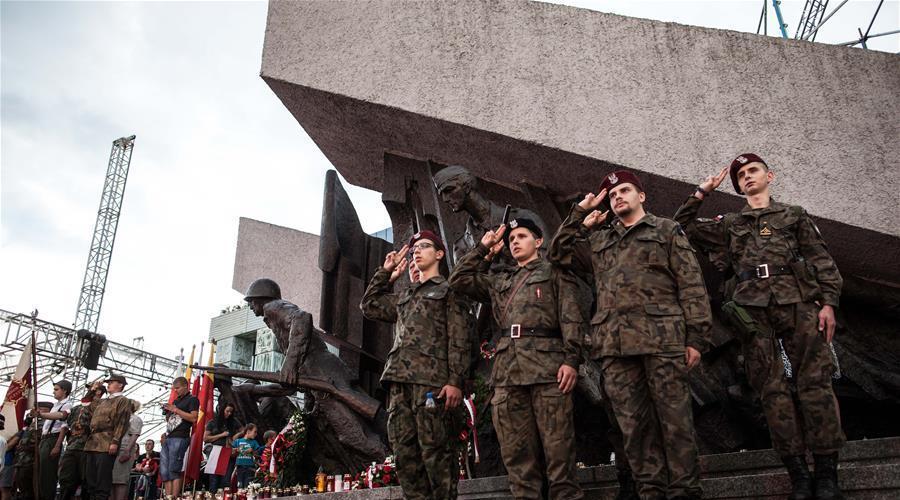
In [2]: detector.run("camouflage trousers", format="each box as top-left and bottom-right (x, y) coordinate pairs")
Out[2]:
(743, 300), (845, 456)
(491, 383), (584, 500)
(387, 383), (462, 500)
(602, 354), (701, 500)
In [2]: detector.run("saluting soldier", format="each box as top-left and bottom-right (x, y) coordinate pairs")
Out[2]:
(549, 171), (712, 500)
(674, 154), (844, 500)
(83, 374), (133, 500)
(449, 218), (585, 500)
(360, 230), (472, 500)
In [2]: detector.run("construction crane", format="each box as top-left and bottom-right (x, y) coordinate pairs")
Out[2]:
(795, 0), (830, 41)
(74, 134), (136, 334)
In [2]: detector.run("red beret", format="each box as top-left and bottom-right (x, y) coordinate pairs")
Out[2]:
(407, 230), (445, 253)
(729, 153), (767, 194)
(599, 170), (644, 194)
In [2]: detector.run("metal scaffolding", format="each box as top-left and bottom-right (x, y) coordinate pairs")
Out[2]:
(0, 308), (183, 437)
(74, 135), (136, 334)
(795, 0), (830, 40)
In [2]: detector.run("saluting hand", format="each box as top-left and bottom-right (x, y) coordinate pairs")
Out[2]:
(480, 225), (506, 249)
(818, 305), (837, 343)
(557, 364), (578, 394)
(389, 256), (409, 283)
(697, 166), (729, 198)
(578, 188), (608, 212)
(383, 244), (410, 273)
(583, 210), (609, 229)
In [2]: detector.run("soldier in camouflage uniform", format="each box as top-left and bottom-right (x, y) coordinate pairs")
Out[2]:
(674, 154), (844, 500)
(549, 171), (712, 500)
(449, 218), (585, 500)
(360, 230), (471, 500)
(59, 381), (106, 500)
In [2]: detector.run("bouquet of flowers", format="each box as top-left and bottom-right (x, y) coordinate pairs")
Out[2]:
(356, 456), (400, 489)
(257, 409), (308, 486)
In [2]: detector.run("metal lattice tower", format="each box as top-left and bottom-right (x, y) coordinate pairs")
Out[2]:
(74, 135), (136, 334)
(795, 0), (830, 40)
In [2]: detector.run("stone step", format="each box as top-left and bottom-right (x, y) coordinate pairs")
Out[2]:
(277, 438), (900, 499)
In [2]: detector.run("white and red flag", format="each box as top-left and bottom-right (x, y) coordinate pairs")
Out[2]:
(203, 445), (231, 476)
(0, 339), (34, 440)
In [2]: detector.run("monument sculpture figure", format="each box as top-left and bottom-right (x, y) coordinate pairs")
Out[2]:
(203, 278), (388, 473)
(433, 165), (547, 268)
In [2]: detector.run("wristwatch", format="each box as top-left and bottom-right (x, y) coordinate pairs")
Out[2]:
(695, 185), (710, 196)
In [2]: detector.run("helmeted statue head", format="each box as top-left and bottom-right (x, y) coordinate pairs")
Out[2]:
(244, 278), (281, 317)
(433, 165), (477, 213)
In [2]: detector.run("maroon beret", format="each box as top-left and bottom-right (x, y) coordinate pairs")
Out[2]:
(729, 153), (767, 194)
(407, 230), (445, 253)
(598, 170), (644, 194)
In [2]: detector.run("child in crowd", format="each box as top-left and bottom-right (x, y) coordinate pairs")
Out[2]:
(231, 424), (263, 488)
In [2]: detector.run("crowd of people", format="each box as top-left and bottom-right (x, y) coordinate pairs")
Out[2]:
(360, 155), (845, 500)
(1, 374), (270, 500)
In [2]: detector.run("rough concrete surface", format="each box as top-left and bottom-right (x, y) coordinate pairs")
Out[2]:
(261, 0), (899, 239)
(232, 217), (322, 318)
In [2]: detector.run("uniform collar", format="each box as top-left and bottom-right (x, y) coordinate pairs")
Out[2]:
(514, 256), (544, 272)
(613, 213), (656, 235)
(741, 198), (785, 217)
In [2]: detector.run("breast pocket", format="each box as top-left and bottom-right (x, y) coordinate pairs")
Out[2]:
(636, 233), (668, 270)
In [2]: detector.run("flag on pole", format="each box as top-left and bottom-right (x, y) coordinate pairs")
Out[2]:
(0, 340), (34, 440)
(184, 343), (216, 482)
(203, 444), (231, 476)
(170, 345), (196, 405)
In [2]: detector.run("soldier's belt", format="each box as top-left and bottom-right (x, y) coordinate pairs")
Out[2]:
(738, 264), (793, 281)
(508, 325), (561, 339)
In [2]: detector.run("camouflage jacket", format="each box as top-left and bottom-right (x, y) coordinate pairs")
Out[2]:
(549, 205), (712, 357)
(13, 428), (36, 468)
(65, 403), (94, 451)
(448, 244), (584, 387)
(360, 268), (472, 389)
(673, 195), (842, 307)
(84, 394), (133, 453)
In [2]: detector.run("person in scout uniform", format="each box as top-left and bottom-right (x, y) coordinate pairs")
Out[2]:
(58, 381), (106, 500)
(549, 170), (712, 500)
(673, 154), (844, 500)
(360, 230), (472, 500)
(449, 217), (585, 500)
(84, 374), (134, 500)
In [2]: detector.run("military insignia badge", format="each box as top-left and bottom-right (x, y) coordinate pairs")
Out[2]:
(509, 219), (519, 229)
(608, 173), (618, 183)
(737, 156), (748, 164)
(760, 226), (772, 237)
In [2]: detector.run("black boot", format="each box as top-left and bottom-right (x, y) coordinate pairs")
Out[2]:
(614, 468), (639, 500)
(782, 455), (814, 500)
(814, 453), (844, 500)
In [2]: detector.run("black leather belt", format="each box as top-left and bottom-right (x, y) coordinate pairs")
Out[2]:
(508, 325), (561, 339)
(738, 264), (793, 282)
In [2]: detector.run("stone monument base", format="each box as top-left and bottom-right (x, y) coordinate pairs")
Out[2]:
(278, 437), (899, 499)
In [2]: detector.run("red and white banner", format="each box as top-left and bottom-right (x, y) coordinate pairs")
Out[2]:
(203, 445), (231, 476)
(0, 339), (34, 440)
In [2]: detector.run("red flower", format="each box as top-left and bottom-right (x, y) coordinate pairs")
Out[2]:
(382, 474), (391, 483)
(383, 465), (392, 473)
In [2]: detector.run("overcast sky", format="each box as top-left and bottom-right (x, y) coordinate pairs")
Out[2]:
(2, 0), (897, 366)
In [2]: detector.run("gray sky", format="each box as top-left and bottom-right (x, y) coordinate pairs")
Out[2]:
(2, 0), (897, 363)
